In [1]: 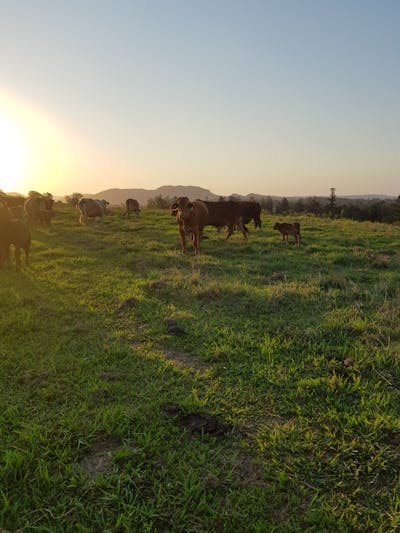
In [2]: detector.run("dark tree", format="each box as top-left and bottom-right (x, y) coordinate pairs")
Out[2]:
(261, 196), (274, 213)
(395, 195), (400, 224)
(328, 187), (337, 218)
(306, 197), (323, 216)
(275, 197), (289, 215)
(293, 198), (305, 213)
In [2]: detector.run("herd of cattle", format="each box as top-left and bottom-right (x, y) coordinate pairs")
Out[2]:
(0, 193), (301, 269)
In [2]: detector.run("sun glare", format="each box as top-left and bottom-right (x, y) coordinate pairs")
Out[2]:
(0, 109), (29, 192)
(0, 90), (73, 195)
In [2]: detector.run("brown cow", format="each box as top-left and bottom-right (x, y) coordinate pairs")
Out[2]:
(24, 194), (55, 226)
(171, 199), (261, 240)
(0, 205), (31, 270)
(173, 197), (209, 255)
(229, 201), (262, 238)
(126, 198), (140, 217)
(0, 193), (25, 209)
(273, 222), (301, 246)
(203, 200), (262, 239)
(240, 201), (262, 229)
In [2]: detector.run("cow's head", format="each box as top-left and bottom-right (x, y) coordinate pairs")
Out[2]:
(170, 201), (178, 216)
(273, 222), (280, 230)
(175, 197), (193, 221)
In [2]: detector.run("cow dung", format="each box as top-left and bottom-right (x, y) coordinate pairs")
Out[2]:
(161, 403), (231, 436)
(163, 319), (185, 336)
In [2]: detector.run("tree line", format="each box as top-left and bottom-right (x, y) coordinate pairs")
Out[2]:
(259, 194), (400, 224)
(63, 190), (400, 224)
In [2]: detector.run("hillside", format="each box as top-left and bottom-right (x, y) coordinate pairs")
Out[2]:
(89, 185), (221, 205)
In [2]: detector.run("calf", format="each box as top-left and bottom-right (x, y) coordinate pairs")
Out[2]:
(126, 198), (140, 217)
(173, 197), (209, 255)
(273, 222), (301, 246)
(0, 206), (31, 270)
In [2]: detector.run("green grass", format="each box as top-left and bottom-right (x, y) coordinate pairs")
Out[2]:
(1, 205), (400, 532)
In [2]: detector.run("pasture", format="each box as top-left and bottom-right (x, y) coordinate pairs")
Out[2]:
(1, 204), (400, 532)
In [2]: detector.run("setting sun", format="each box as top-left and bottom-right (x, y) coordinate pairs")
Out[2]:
(0, 107), (29, 192)
(0, 89), (126, 197)
(0, 90), (78, 195)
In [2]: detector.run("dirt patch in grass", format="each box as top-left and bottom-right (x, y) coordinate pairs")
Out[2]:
(163, 318), (185, 336)
(372, 254), (390, 268)
(116, 297), (139, 312)
(90, 388), (112, 402)
(161, 403), (232, 436)
(79, 437), (121, 479)
(262, 272), (288, 284)
(243, 414), (296, 435)
(148, 280), (168, 291)
(235, 454), (266, 487)
(99, 371), (127, 381)
(196, 287), (222, 302)
(18, 371), (49, 387)
(162, 349), (212, 375)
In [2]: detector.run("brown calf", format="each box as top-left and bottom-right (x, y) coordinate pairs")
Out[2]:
(173, 197), (209, 255)
(273, 222), (301, 246)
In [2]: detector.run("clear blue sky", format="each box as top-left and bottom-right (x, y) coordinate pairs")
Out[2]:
(1, 0), (399, 197)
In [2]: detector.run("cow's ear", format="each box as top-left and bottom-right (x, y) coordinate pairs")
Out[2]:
(188, 202), (194, 211)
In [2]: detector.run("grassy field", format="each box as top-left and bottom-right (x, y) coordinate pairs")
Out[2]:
(1, 204), (400, 532)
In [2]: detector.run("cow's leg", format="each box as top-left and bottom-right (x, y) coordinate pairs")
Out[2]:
(192, 231), (200, 255)
(15, 246), (21, 271)
(225, 225), (234, 240)
(179, 226), (186, 253)
(25, 244), (30, 266)
(5, 246), (11, 269)
(237, 218), (248, 240)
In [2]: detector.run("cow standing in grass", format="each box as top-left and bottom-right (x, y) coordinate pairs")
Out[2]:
(125, 198), (140, 217)
(273, 222), (301, 246)
(201, 200), (262, 240)
(24, 194), (55, 226)
(78, 198), (109, 225)
(173, 197), (209, 255)
(0, 205), (31, 270)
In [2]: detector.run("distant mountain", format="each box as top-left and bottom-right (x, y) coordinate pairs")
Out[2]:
(86, 185), (221, 206)
(54, 186), (397, 205)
